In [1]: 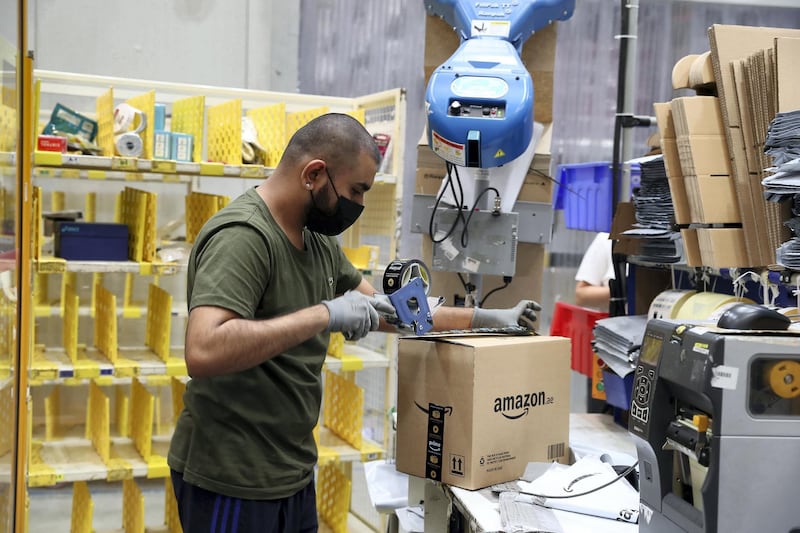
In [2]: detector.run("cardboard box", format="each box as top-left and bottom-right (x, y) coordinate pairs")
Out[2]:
(37, 134), (67, 153)
(696, 228), (748, 268)
(676, 135), (732, 176)
(680, 228), (702, 267)
(396, 335), (570, 490)
(667, 176), (691, 225)
(54, 222), (129, 261)
(670, 96), (725, 136)
(171, 132), (193, 162)
(684, 175), (741, 224)
(153, 131), (172, 160)
(661, 138), (682, 179)
(653, 102), (676, 139)
(609, 202), (640, 256)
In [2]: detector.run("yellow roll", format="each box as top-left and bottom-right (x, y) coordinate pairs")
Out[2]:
(766, 360), (800, 399)
(675, 292), (754, 321)
(648, 289), (697, 319)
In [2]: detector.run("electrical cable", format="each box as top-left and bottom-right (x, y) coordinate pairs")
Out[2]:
(460, 186), (500, 248)
(457, 272), (471, 293)
(428, 162), (467, 244)
(479, 276), (512, 307)
(520, 461), (639, 500)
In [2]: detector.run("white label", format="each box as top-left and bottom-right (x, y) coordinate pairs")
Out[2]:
(461, 256), (481, 273)
(711, 365), (739, 390)
(431, 130), (465, 167)
(437, 237), (460, 261)
(470, 19), (510, 38)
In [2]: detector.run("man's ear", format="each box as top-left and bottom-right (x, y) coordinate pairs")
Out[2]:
(300, 159), (326, 190)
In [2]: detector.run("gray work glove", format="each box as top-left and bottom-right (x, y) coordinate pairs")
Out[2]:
(471, 299), (542, 330)
(322, 290), (395, 341)
(371, 293), (399, 325)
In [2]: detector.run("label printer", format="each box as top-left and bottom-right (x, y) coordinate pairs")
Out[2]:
(629, 319), (800, 532)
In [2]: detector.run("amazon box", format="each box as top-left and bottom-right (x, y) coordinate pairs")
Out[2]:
(396, 335), (570, 490)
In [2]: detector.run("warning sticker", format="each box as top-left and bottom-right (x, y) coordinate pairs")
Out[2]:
(470, 20), (510, 38)
(431, 130), (465, 167)
(449, 453), (465, 477)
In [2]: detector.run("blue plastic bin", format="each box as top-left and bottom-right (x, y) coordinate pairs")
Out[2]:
(553, 162), (641, 232)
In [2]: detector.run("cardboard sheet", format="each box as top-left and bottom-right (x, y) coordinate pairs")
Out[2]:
(708, 24), (800, 266)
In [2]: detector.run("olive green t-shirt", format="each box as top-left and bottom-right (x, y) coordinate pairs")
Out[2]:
(168, 187), (362, 499)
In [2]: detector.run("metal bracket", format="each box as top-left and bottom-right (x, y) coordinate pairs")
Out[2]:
(411, 193), (553, 244)
(388, 277), (433, 335)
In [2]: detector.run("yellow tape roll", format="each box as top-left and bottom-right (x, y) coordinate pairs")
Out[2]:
(648, 289), (696, 319)
(766, 360), (800, 399)
(675, 292), (754, 321)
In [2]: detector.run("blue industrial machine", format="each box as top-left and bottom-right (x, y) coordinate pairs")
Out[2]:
(424, 0), (575, 168)
(399, 0), (575, 319)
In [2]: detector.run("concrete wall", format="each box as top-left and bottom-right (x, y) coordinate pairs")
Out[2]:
(29, 0), (299, 92)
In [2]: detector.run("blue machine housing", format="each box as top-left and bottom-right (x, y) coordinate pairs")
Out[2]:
(424, 0), (575, 168)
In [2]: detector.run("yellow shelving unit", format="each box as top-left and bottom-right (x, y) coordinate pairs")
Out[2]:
(14, 69), (406, 532)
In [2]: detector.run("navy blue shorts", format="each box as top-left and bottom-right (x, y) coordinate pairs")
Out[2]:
(170, 470), (318, 533)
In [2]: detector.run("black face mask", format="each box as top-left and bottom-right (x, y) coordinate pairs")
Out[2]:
(306, 171), (364, 236)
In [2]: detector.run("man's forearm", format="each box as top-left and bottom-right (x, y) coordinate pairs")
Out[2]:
(185, 305), (330, 378)
(430, 305), (474, 331)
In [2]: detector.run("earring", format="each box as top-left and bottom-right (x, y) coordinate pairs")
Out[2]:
(306, 183), (312, 189)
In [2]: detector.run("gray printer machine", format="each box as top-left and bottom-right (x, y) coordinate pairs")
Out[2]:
(629, 319), (800, 532)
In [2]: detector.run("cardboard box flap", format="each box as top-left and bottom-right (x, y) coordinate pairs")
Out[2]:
(401, 334), (562, 349)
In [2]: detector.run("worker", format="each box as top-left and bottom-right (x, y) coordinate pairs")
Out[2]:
(167, 113), (542, 532)
(574, 231), (614, 312)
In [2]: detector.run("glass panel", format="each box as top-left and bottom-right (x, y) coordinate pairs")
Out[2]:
(0, 0), (19, 531)
(749, 357), (800, 418)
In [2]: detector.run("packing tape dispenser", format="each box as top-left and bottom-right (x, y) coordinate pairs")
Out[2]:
(382, 259), (435, 335)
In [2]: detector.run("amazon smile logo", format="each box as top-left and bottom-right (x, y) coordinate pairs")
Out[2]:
(494, 390), (554, 419)
(414, 401), (453, 417)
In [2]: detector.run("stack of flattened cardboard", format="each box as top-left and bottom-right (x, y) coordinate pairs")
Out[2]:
(708, 25), (800, 268)
(654, 51), (746, 268)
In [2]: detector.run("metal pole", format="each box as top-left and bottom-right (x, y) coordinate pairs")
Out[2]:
(619, 0), (639, 204)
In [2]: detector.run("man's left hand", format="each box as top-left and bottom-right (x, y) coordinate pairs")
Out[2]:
(471, 300), (542, 330)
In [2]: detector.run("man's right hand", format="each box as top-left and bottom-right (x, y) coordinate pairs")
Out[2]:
(322, 290), (385, 341)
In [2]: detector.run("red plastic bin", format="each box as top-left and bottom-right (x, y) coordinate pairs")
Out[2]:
(549, 301), (608, 377)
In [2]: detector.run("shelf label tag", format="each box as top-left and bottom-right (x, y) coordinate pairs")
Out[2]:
(241, 165), (264, 178)
(153, 160), (177, 173)
(112, 157), (137, 170)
